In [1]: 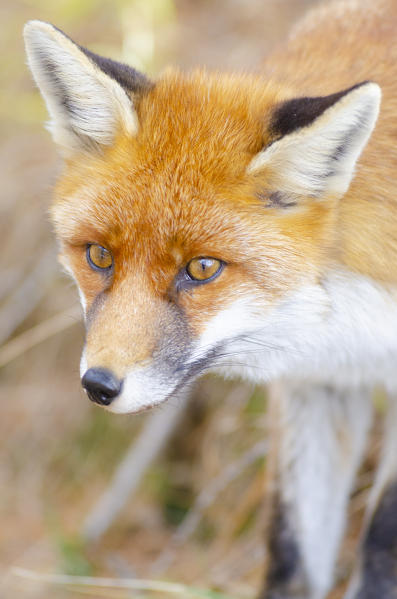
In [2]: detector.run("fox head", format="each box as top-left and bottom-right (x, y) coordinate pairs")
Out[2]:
(24, 21), (380, 413)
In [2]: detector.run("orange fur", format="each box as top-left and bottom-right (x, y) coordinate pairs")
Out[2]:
(33, 0), (395, 373)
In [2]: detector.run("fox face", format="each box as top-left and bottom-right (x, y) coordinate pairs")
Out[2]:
(24, 21), (380, 413)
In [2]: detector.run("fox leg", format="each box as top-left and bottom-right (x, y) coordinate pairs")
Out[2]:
(346, 395), (397, 599)
(261, 382), (373, 599)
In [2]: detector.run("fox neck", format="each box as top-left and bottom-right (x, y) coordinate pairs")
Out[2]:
(206, 268), (397, 390)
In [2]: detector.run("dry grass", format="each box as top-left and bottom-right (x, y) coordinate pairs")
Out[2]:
(0, 1), (380, 598)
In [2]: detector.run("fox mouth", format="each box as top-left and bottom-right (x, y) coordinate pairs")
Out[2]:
(81, 342), (224, 414)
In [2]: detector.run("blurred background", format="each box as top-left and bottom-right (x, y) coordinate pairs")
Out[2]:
(1, 1), (377, 598)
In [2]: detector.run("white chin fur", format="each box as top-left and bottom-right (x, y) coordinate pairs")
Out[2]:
(105, 371), (174, 414)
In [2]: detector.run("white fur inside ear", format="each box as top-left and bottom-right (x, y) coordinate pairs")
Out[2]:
(248, 83), (381, 198)
(24, 20), (138, 153)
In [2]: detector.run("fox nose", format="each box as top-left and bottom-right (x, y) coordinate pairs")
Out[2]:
(81, 367), (122, 406)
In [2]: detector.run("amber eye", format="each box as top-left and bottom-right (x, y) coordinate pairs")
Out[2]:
(86, 244), (113, 271)
(186, 257), (223, 282)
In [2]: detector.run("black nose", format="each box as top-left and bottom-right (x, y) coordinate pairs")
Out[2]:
(81, 367), (122, 406)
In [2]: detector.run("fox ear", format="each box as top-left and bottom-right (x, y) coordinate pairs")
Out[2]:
(248, 82), (381, 201)
(24, 20), (151, 155)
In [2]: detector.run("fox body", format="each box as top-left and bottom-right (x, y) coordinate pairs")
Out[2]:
(24, 1), (397, 598)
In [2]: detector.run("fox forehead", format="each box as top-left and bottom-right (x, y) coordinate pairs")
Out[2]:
(51, 70), (287, 260)
(134, 68), (278, 169)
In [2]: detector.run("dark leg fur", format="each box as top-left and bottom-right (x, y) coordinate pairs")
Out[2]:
(354, 482), (397, 599)
(259, 500), (308, 599)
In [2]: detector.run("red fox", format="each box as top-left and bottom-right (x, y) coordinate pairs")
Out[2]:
(24, 1), (397, 597)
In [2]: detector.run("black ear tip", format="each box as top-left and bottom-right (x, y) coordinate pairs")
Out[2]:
(81, 48), (153, 94)
(270, 81), (379, 139)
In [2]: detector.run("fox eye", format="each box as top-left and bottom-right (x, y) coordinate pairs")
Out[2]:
(186, 257), (223, 282)
(86, 244), (113, 271)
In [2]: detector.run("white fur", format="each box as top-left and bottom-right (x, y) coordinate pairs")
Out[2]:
(97, 368), (178, 415)
(194, 270), (397, 391)
(107, 369), (178, 414)
(77, 288), (87, 316)
(80, 349), (88, 379)
(24, 21), (137, 154)
(247, 83), (381, 199)
(274, 383), (372, 598)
